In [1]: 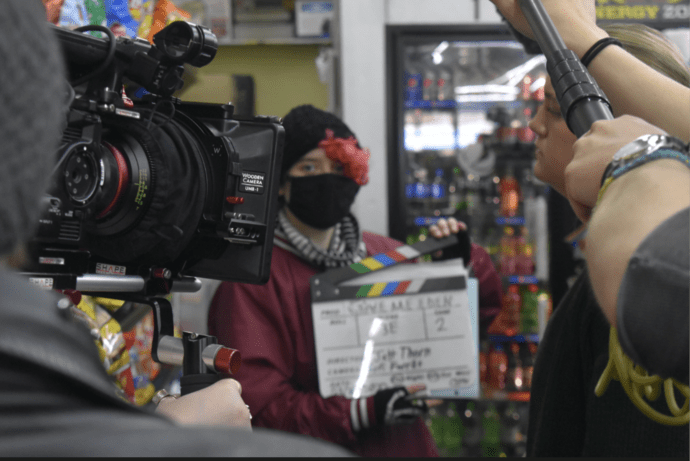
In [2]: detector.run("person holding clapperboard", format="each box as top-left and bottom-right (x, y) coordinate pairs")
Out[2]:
(208, 104), (503, 457)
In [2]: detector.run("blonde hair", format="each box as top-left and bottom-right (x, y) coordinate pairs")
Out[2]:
(603, 23), (690, 88)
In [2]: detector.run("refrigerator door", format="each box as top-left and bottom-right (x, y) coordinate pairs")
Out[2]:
(387, 25), (548, 279)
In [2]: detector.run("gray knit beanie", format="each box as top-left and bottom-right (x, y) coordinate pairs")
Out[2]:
(0, 1), (67, 256)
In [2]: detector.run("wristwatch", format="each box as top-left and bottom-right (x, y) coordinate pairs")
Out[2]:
(601, 134), (689, 185)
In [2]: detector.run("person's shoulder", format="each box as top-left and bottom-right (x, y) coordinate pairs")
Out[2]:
(362, 231), (403, 255)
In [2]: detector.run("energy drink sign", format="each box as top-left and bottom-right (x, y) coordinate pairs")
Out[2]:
(596, 0), (690, 27)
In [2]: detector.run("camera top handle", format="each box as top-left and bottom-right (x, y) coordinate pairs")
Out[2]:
(518, 0), (613, 137)
(51, 21), (218, 99)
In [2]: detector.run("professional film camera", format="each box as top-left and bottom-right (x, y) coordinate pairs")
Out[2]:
(21, 21), (284, 394)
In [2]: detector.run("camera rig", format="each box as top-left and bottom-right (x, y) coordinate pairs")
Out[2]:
(22, 21), (285, 394)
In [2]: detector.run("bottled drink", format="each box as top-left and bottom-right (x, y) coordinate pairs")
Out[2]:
(533, 194), (549, 280)
(488, 344), (508, 391)
(480, 402), (504, 457)
(443, 402), (463, 456)
(448, 166), (465, 212)
(479, 341), (489, 395)
(520, 74), (533, 101)
(404, 170), (415, 199)
(499, 226), (517, 276)
(518, 108), (536, 143)
(404, 56), (423, 103)
(499, 169), (521, 217)
(515, 226), (535, 275)
(413, 168), (430, 201)
(422, 67), (437, 101)
(460, 400), (482, 457)
(430, 168), (449, 214)
(437, 67), (453, 101)
(521, 284), (540, 334)
(506, 342), (524, 392)
(522, 342), (537, 390)
(426, 406), (447, 456)
(500, 403), (523, 457)
(502, 285), (521, 336)
(537, 289), (553, 339)
(533, 72), (546, 101)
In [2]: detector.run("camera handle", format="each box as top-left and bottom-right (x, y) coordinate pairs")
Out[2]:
(518, 0), (614, 137)
(142, 296), (242, 396)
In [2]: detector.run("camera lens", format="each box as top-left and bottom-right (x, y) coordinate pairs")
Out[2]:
(63, 145), (99, 204)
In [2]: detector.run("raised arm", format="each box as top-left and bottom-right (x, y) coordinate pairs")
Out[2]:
(490, 0), (690, 142)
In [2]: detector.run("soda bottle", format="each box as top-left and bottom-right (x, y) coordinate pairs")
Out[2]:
(520, 74), (533, 101)
(488, 344), (508, 391)
(443, 402), (463, 456)
(422, 66), (437, 101)
(499, 226), (517, 276)
(499, 168), (521, 217)
(500, 402), (523, 457)
(479, 341), (489, 395)
(405, 170), (415, 200)
(515, 226), (535, 275)
(448, 166), (465, 212)
(430, 168), (449, 214)
(404, 56), (423, 103)
(533, 72), (546, 101)
(537, 289), (553, 339)
(426, 406), (447, 456)
(503, 285), (521, 336)
(480, 402), (504, 457)
(522, 342), (537, 390)
(518, 107), (536, 143)
(437, 67), (453, 101)
(506, 342), (524, 392)
(521, 284), (540, 334)
(460, 400), (483, 457)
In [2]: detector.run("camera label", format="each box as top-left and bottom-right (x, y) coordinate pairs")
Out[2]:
(240, 171), (265, 194)
(95, 263), (127, 276)
(39, 257), (65, 265)
(29, 278), (54, 289)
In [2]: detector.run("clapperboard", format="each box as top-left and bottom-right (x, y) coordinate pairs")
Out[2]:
(310, 235), (479, 400)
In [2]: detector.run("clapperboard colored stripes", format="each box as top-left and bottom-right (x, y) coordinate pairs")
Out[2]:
(310, 235), (464, 302)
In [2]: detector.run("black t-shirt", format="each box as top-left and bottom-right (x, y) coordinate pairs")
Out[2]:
(618, 206), (689, 383)
(527, 269), (689, 457)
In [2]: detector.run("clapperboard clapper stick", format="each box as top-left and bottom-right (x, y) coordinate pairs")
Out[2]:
(310, 235), (461, 302)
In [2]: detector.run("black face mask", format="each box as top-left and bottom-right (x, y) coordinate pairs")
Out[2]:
(285, 174), (360, 229)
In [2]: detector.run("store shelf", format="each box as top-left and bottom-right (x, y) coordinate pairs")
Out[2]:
(495, 216), (525, 226)
(503, 275), (539, 285)
(219, 37), (332, 46)
(482, 389), (531, 402)
(404, 100), (458, 109)
(488, 333), (539, 343)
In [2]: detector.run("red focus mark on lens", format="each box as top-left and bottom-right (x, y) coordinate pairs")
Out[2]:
(97, 142), (130, 219)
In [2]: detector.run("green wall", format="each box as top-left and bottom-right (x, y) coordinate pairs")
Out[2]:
(177, 44), (330, 119)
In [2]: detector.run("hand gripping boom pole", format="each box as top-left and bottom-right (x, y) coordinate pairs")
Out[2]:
(518, 0), (613, 137)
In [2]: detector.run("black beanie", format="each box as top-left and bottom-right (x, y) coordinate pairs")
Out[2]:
(281, 105), (360, 181)
(0, 1), (67, 256)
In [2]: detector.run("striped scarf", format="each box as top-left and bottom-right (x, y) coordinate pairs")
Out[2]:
(274, 207), (368, 269)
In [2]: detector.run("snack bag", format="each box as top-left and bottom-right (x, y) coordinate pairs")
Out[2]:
(129, 0), (156, 39)
(105, 0), (140, 37)
(147, 0), (191, 43)
(57, 0), (89, 28)
(85, 0), (107, 27)
(43, 0), (66, 24)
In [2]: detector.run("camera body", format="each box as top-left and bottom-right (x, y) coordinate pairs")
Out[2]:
(23, 22), (284, 295)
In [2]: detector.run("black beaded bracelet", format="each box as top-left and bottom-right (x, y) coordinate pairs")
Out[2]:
(581, 37), (623, 67)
